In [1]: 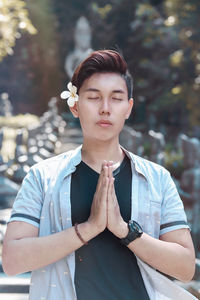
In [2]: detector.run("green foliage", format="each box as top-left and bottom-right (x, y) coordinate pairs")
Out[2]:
(142, 141), (151, 157)
(0, 0), (199, 128)
(91, 3), (112, 19)
(95, 0), (179, 126)
(137, 140), (185, 179)
(0, 0), (62, 114)
(164, 150), (184, 179)
(164, 0), (200, 127)
(0, 0), (37, 61)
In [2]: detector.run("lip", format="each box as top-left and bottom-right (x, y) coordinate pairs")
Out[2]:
(96, 120), (113, 127)
(97, 119), (112, 124)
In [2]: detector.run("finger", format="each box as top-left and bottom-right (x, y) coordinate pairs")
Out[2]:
(102, 161), (109, 180)
(98, 166), (108, 192)
(101, 160), (108, 174)
(100, 176), (109, 204)
(103, 176), (109, 194)
(104, 164), (109, 177)
(107, 177), (115, 202)
(107, 160), (113, 166)
(108, 161), (113, 178)
(103, 160), (108, 167)
(96, 161), (108, 191)
(112, 178), (119, 207)
(111, 177), (116, 198)
(108, 166), (112, 179)
(97, 166), (109, 195)
(94, 174), (109, 208)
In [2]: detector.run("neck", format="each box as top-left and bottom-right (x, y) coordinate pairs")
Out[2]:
(81, 138), (124, 172)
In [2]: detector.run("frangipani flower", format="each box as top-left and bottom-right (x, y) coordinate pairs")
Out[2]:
(60, 82), (79, 107)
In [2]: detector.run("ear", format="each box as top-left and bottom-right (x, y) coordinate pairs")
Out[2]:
(125, 98), (134, 119)
(69, 102), (79, 118)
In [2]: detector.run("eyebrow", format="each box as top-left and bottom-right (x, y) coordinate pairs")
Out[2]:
(84, 88), (125, 93)
(84, 88), (100, 92)
(112, 89), (125, 94)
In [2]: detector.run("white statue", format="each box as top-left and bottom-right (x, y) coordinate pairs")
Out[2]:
(0, 93), (13, 116)
(65, 16), (93, 78)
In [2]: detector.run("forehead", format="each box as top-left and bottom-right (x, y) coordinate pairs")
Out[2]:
(80, 72), (127, 92)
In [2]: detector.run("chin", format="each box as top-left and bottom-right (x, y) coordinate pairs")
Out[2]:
(82, 127), (121, 143)
(92, 133), (119, 143)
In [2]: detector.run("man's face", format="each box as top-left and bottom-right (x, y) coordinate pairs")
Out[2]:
(71, 72), (133, 142)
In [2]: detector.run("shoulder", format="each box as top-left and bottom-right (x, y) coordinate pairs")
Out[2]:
(130, 151), (168, 173)
(29, 149), (75, 181)
(127, 150), (170, 183)
(128, 151), (178, 203)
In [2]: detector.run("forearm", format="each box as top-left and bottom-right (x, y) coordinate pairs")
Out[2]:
(127, 232), (195, 282)
(3, 222), (97, 276)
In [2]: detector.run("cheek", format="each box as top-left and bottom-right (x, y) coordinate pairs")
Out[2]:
(78, 100), (92, 112)
(116, 106), (129, 120)
(77, 104), (94, 128)
(77, 102), (86, 118)
(78, 100), (98, 119)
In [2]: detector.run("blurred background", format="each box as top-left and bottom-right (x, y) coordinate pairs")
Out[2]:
(0, 0), (200, 298)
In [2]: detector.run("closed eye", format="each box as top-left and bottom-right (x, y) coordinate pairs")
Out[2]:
(113, 98), (123, 101)
(88, 97), (99, 100)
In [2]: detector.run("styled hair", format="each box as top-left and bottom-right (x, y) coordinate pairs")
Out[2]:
(71, 50), (133, 99)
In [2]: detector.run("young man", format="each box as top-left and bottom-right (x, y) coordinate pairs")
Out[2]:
(2, 50), (196, 300)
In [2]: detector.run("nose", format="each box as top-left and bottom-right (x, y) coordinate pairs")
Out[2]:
(99, 98), (110, 115)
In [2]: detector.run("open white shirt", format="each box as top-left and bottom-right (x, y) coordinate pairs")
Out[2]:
(9, 145), (196, 300)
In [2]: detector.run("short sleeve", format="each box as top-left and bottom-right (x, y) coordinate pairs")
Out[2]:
(9, 166), (43, 228)
(159, 169), (190, 236)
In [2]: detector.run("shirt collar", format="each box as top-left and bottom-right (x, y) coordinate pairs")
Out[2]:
(120, 145), (147, 180)
(60, 144), (147, 182)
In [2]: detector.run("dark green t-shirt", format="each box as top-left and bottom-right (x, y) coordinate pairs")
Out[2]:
(71, 155), (150, 300)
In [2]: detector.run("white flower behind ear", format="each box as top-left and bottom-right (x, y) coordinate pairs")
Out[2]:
(60, 82), (79, 107)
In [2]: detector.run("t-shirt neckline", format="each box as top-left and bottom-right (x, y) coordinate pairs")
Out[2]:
(80, 154), (128, 177)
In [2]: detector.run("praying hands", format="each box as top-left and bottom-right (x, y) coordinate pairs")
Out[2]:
(87, 161), (128, 238)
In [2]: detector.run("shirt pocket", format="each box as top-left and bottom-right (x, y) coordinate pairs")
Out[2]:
(137, 176), (162, 239)
(149, 195), (162, 239)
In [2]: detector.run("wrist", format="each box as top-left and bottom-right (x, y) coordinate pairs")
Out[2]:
(82, 221), (102, 238)
(120, 220), (143, 246)
(114, 221), (129, 239)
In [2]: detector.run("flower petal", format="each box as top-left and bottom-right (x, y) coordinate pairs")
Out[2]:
(71, 85), (77, 94)
(67, 82), (73, 92)
(60, 91), (71, 99)
(67, 97), (75, 107)
(74, 95), (79, 102)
